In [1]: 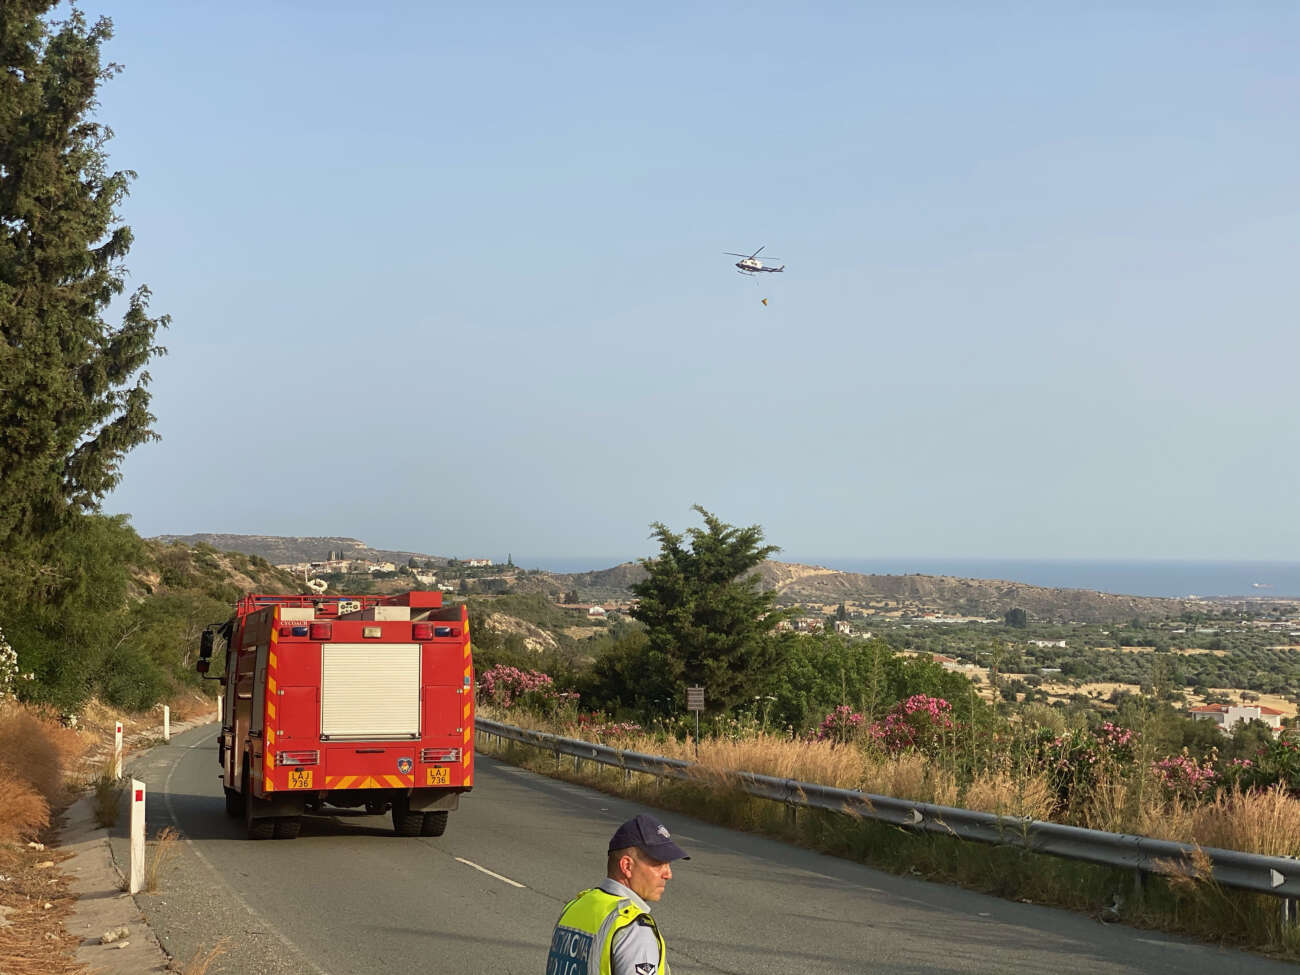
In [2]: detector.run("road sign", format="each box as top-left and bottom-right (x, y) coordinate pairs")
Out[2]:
(686, 686), (704, 712)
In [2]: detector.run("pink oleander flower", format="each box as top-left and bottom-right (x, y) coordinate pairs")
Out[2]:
(814, 705), (865, 744)
(868, 695), (954, 754)
(1152, 753), (1218, 797)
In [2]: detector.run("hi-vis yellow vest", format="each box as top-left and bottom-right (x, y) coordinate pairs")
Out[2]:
(546, 887), (669, 975)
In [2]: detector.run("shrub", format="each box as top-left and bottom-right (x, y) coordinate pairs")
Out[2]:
(813, 706), (864, 745)
(477, 664), (577, 716)
(868, 695), (953, 754)
(1152, 751), (1219, 800)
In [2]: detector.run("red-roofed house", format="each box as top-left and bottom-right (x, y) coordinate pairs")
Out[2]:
(1188, 704), (1284, 734)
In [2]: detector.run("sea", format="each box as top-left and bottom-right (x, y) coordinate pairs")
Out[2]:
(523, 557), (1300, 600)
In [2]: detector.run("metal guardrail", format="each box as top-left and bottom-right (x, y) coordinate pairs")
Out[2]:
(476, 717), (1300, 900)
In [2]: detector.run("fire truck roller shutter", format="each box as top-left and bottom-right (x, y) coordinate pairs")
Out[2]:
(320, 643), (421, 739)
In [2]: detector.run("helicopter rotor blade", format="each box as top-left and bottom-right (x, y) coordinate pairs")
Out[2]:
(749, 246), (765, 259)
(724, 253), (753, 258)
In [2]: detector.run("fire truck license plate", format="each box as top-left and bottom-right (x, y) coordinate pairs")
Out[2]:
(288, 769), (313, 789)
(426, 767), (450, 786)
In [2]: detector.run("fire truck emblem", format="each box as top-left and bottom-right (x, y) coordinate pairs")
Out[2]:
(397, 757), (413, 775)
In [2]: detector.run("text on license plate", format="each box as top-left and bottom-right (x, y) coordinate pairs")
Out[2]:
(288, 769), (313, 789)
(426, 767), (450, 786)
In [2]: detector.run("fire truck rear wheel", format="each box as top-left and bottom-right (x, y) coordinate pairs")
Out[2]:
(391, 800), (423, 837)
(420, 811), (448, 837)
(224, 787), (244, 818)
(274, 816), (302, 840)
(243, 759), (275, 840)
(245, 806), (275, 840)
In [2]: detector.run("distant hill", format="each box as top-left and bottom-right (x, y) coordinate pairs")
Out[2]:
(753, 561), (1201, 624)
(149, 536), (1242, 623)
(152, 534), (449, 568)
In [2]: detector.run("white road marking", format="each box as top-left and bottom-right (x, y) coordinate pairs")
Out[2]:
(455, 857), (526, 888)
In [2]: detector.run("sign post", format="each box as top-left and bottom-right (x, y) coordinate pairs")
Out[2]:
(129, 779), (145, 894)
(686, 686), (705, 759)
(113, 721), (123, 779)
(163, 704), (170, 742)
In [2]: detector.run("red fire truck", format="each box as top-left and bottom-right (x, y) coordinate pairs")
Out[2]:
(196, 590), (473, 840)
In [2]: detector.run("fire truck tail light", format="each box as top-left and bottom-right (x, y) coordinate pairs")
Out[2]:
(434, 626), (457, 637)
(412, 622), (434, 640)
(276, 750), (320, 767)
(279, 625), (309, 637)
(309, 622), (332, 640)
(421, 747), (461, 763)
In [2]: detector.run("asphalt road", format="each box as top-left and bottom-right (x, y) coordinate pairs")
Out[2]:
(112, 723), (1295, 974)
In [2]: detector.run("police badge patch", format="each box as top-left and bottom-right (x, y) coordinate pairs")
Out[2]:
(397, 757), (413, 775)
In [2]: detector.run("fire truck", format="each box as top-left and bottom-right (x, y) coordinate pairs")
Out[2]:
(196, 590), (473, 840)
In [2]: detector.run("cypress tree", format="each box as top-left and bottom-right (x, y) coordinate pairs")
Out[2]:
(0, 3), (167, 556)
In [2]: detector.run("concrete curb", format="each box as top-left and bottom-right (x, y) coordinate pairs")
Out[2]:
(58, 714), (212, 974)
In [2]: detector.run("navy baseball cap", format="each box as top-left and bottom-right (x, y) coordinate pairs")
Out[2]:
(608, 814), (690, 862)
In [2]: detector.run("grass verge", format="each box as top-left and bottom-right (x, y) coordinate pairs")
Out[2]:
(476, 730), (1300, 961)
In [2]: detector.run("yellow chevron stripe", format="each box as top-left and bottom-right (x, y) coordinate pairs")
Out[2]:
(267, 701), (276, 721)
(269, 649), (277, 669)
(267, 674), (277, 696)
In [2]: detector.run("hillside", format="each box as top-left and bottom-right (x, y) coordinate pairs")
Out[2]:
(153, 533), (448, 567)
(141, 539), (305, 602)
(146, 535), (1237, 624)
(752, 562), (1203, 624)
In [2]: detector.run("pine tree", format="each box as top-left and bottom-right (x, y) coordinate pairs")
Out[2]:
(0, 3), (168, 553)
(629, 506), (790, 714)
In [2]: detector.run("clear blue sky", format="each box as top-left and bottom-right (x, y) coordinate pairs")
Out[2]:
(92, 1), (1299, 566)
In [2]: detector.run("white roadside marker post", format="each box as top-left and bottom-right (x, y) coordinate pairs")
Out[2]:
(129, 779), (145, 894)
(217, 694), (223, 722)
(113, 721), (123, 779)
(163, 705), (170, 742)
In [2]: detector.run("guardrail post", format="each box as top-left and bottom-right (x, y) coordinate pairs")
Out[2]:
(163, 705), (170, 742)
(1282, 897), (1298, 928)
(574, 755), (581, 774)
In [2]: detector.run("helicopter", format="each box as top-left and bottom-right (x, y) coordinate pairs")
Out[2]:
(726, 245), (785, 274)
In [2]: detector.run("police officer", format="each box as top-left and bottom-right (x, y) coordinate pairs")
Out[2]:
(546, 813), (689, 975)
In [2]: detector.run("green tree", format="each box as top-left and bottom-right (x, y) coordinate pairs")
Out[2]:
(1004, 607), (1028, 628)
(629, 506), (789, 714)
(0, 3), (167, 568)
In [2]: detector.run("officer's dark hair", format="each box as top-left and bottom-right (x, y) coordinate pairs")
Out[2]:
(607, 846), (638, 879)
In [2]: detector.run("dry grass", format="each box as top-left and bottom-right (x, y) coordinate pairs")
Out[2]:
(180, 939), (230, 975)
(0, 701), (84, 806)
(0, 701), (85, 844)
(144, 826), (182, 892)
(0, 765), (49, 845)
(963, 767), (1055, 820)
(860, 753), (959, 806)
(1186, 786), (1300, 857)
(0, 843), (89, 975)
(91, 756), (123, 828)
(694, 734), (865, 790)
